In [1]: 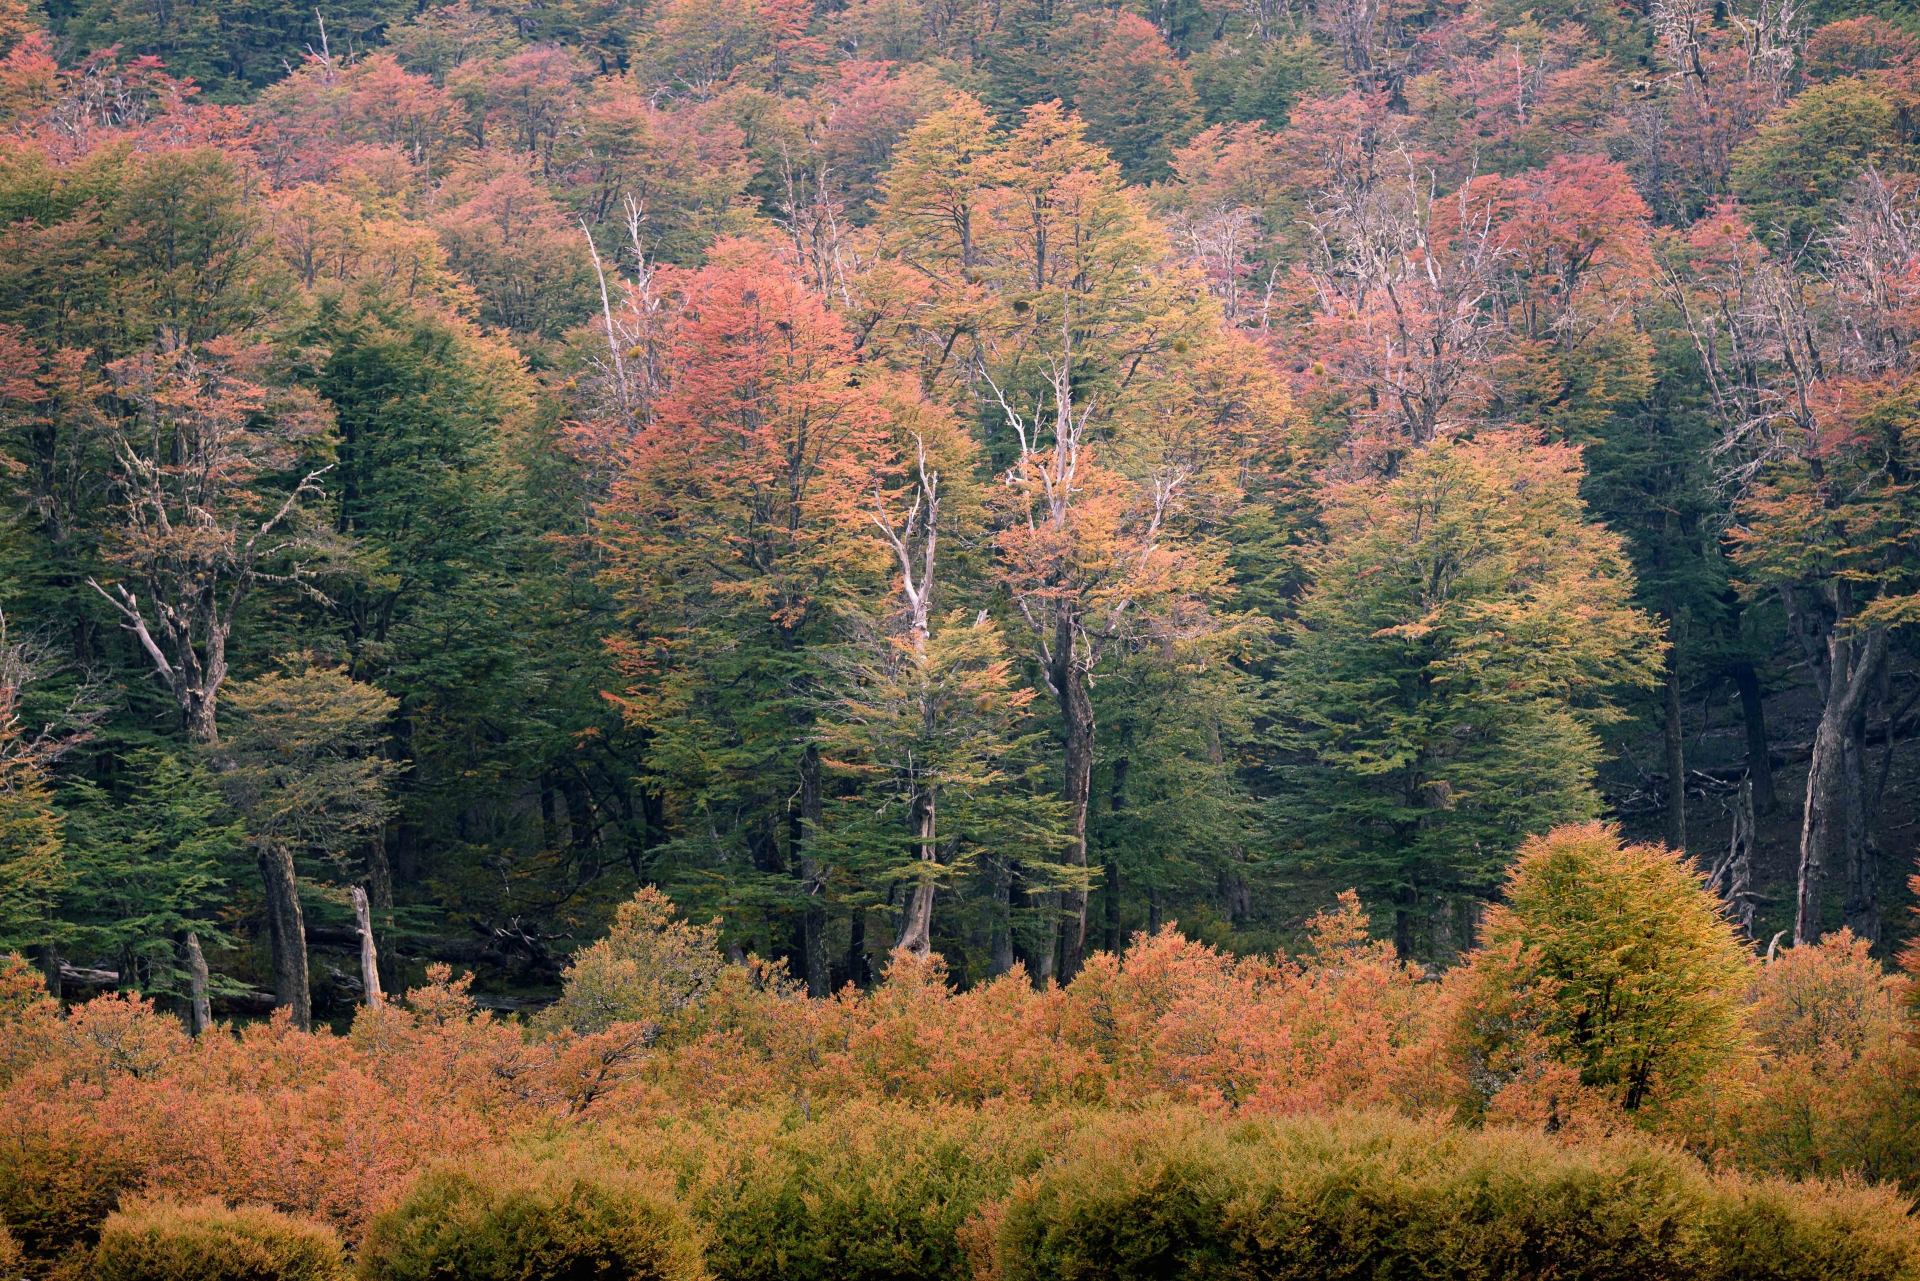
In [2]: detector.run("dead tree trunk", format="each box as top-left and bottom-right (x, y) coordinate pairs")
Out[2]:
(1051, 622), (1094, 984)
(1710, 780), (1758, 941)
(183, 932), (213, 1035)
(258, 841), (311, 1031)
(352, 886), (383, 1009)
(896, 793), (938, 956)
(1796, 627), (1886, 945)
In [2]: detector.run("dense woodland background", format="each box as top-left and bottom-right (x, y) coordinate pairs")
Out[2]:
(1, 0), (1919, 1021)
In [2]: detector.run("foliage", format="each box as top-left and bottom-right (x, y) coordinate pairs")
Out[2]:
(609, 1101), (1066, 1281)
(986, 1108), (1920, 1281)
(536, 887), (725, 1035)
(1676, 931), (1920, 1190)
(218, 661), (401, 866)
(7, 5), (1920, 1270)
(57, 752), (246, 997)
(91, 1198), (344, 1281)
(357, 1150), (705, 1281)
(1272, 436), (1663, 949)
(1462, 824), (1752, 1113)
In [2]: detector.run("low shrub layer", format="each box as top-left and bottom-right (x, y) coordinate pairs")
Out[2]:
(610, 1102), (1081, 1281)
(356, 1150), (705, 1281)
(91, 1198), (342, 1281)
(987, 1111), (1920, 1281)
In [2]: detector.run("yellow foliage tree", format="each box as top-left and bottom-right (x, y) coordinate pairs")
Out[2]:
(1460, 823), (1751, 1113)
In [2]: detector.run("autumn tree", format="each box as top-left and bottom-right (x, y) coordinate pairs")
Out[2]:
(866, 98), (1286, 979)
(975, 104), (1266, 982)
(88, 339), (335, 745)
(1460, 823), (1751, 1113)
(598, 240), (898, 996)
(536, 886), (724, 1035)
(1063, 12), (1202, 183)
(818, 420), (1065, 966)
(1732, 374), (1920, 946)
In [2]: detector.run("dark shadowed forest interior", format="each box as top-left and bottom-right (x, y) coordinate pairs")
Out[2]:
(10, 0), (1920, 1275)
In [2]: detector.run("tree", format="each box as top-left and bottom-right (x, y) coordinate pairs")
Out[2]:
(819, 424), (1065, 964)
(88, 338), (336, 745)
(868, 100), (1284, 980)
(598, 240), (898, 996)
(0, 620), (71, 988)
(1731, 78), (1907, 250)
(219, 659), (402, 1031)
(59, 751), (246, 1000)
(434, 161), (597, 339)
(1273, 433), (1663, 956)
(1461, 823), (1751, 1112)
(536, 886), (724, 1035)
(1067, 13), (1202, 184)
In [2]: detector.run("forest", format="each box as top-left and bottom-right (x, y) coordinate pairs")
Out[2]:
(6, 0), (1920, 1272)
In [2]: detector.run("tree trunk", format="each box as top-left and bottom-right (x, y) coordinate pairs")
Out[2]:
(1104, 755), (1127, 954)
(1796, 628), (1886, 946)
(1030, 895), (1059, 988)
(352, 886), (384, 1010)
(258, 842), (311, 1031)
(1664, 638), (1687, 851)
(798, 746), (830, 998)
(365, 827), (394, 912)
(183, 932), (213, 1034)
(896, 791), (937, 956)
(846, 907), (869, 988)
(1051, 631), (1094, 983)
(1842, 704), (1880, 947)
(988, 858), (1014, 978)
(1429, 896), (1455, 964)
(37, 945), (61, 1002)
(1731, 662), (1775, 813)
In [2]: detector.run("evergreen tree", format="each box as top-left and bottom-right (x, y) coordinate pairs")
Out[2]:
(1272, 434), (1663, 956)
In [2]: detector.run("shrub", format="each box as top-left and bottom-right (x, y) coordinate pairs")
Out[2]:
(0, 1080), (148, 1269)
(357, 1150), (705, 1281)
(1672, 932), (1920, 1191)
(91, 1198), (343, 1281)
(986, 1110), (1920, 1281)
(617, 1101), (1076, 1281)
(0, 1222), (21, 1276)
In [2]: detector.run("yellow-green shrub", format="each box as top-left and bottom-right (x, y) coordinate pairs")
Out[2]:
(356, 1150), (704, 1281)
(616, 1101), (1078, 1281)
(986, 1110), (1920, 1281)
(91, 1198), (342, 1281)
